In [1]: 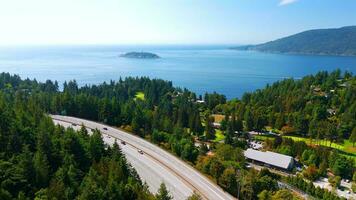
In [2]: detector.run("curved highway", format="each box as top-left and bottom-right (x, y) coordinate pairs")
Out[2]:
(51, 115), (236, 200)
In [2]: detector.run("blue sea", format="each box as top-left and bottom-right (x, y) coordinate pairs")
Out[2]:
(0, 45), (355, 99)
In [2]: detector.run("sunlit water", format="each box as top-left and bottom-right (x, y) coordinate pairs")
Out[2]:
(0, 45), (355, 99)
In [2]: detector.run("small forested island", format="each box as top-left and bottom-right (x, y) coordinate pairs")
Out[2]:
(120, 51), (160, 59)
(232, 26), (356, 56)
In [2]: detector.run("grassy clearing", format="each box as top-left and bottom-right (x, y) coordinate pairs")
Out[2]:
(135, 92), (145, 101)
(253, 134), (276, 141)
(213, 129), (225, 142)
(265, 126), (354, 155)
(344, 140), (356, 154)
(252, 134), (356, 157)
(284, 136), (342, 148)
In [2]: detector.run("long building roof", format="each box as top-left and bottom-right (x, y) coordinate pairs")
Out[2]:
(244, 148), (294, 169)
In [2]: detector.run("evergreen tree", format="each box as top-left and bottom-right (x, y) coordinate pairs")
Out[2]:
(155, 183), (172, 200)
(33, 150), (50, 188)
(350, 127), (356, 146)
(244, 108), (254, 131)
(205, 115), (216, 140)
(88, 130), (105, 162)
(186, 192), (202, 200)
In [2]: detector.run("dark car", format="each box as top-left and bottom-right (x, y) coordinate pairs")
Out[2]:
(121, 141), (126, 145)
(103, 127), (108, 130)
(71, 123), (77, 126)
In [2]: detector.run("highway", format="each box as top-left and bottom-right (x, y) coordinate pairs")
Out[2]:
(51, 115), (236, 200)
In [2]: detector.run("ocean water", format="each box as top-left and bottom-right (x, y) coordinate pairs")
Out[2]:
(0, 45), (355, 99)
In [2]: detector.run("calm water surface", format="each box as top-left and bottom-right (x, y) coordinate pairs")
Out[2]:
(0, 45), (355, 99)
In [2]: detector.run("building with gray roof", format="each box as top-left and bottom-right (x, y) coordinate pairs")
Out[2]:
(244, 148), (295, 170)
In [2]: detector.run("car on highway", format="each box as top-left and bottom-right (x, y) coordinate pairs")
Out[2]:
(103, 127), (108, 130)
(138, 149), (144, 154)
(121, 141), (126, 145)
(71, 123), (77, 126)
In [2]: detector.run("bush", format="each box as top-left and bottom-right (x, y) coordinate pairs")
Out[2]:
(328, 176), (341, 189)
(302, 165), (320, 181)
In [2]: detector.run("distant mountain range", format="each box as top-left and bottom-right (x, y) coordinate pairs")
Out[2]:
(232, 26), (356, 56)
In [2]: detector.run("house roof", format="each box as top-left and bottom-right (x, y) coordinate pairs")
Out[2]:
(244, 148), (294, 169)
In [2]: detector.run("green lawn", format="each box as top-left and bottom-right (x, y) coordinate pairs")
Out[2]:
(253, 134), (276, 141)
(344, 140), (356, 154)
(135, 92), (145, 101)
(252, 134), (356, 157)
(213, 129), (225, 142)
(284, 136), (342, 149)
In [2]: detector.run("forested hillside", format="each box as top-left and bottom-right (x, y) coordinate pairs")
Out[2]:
(214, 69), (355, 143)
(243, 70), (355, 141)
(0, 87), (155, 199)
(0, 71), (354, 200)
(0, 73), (204, 199)
(232, 26), (356, 56)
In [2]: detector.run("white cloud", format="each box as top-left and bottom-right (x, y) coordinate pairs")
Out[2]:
(279, 0), (298, 6)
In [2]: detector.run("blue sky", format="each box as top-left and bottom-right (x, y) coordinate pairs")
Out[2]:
(0, 0), (355, 45)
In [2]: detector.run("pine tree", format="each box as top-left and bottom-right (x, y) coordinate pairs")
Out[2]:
(350, 127), (356, 146)
(205, 115), (216, 140)
(33, 150), (50, 188)
(186, 192), (202, 200)
(88, 130), (105, 162)
(155, 183), (172, 200)
(224, 122), (234, 145)
(244, 108), (254, 131)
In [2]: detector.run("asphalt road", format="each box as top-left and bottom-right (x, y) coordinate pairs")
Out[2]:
(51, 115), (236, 200)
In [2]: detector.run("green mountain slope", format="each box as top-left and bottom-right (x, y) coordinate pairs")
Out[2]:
(233, 26), (356, 56)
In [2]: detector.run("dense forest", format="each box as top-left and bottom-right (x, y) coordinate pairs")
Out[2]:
(0, 74), (199, 200)
(0, 70), (354, 200)
(0, 89), (156, 199)
(216, 69), (355, 143)
(232, 26), (356, 56)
